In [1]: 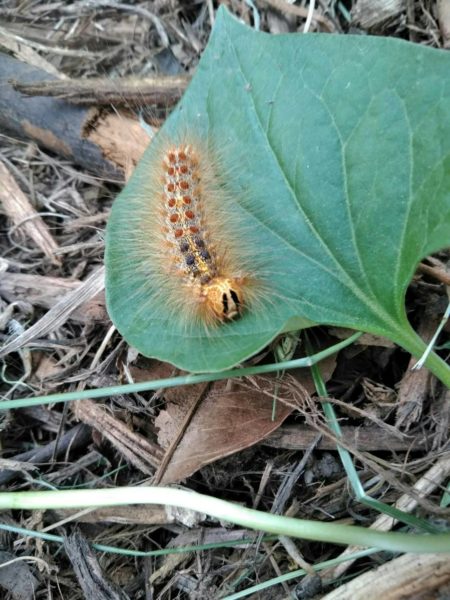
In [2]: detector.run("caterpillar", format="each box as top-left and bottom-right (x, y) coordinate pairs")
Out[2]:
(108, 133), (262, 332)
(160, 143), (245, 325)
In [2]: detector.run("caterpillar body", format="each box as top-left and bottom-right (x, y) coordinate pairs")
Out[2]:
(109, 134), (263, 333)
(160, 144), (245, 324)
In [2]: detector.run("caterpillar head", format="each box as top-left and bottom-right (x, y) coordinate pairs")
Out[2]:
(202, 277), (244, 323)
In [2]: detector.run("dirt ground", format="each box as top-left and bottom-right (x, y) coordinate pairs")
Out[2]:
(0, 1), (449, 599)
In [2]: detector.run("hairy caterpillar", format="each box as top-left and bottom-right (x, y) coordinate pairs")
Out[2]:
(159, 143), (247, 325)
(107, 132), (263, 332)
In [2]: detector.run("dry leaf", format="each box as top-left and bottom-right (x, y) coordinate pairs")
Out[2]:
(155, 377), (295, 483)
(126, 353), (336, 483)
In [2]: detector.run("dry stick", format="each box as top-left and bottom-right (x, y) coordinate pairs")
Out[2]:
(0, 267), (105, 357)
(0, 424), (92, 486)
(12, 75), (189, 106)
(418, 262), (450, 286)
(64, 530), (128, 600)
(264, 424), (429, 452)
(0, 162), (60, 265)
(407, 0), (419, 43)
(321, 454), (450, 582)
(0, 272), (108, 324)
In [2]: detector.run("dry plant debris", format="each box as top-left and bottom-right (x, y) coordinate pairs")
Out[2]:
(0, 1), (449, 599)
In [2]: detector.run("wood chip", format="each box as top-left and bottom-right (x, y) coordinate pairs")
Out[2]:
(0, 272), (107, 323)
(257, 0), (335, 31)
(264, 424), (428, 451)
(64, 530), (129, 600)
(0, 161), (60, 264)
(395, 315), (437, 429)
(437, 0), (450, 48)
(0, 266), (105, 357)
(351, 0), (406, 29)
(321, 553), (450, 599)
(72, 399), (163, 475)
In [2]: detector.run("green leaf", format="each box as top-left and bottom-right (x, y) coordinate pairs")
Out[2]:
(106, 8), (450, 373)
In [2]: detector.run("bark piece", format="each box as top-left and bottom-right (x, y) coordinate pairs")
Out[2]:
(264, 424), (428, 451)
(257, 0), (335, 31)
(0, 54), (149, 179)
(322, 454), (450, 581)
(52, 504), (206, 526)
(72, 399), (163, 475)
(418, 261), (450, 286)
(86, 109), (151, 180)
(0, 550), (38, 600)
(395, 316), (437, 429)
(64, 530), (129, 600)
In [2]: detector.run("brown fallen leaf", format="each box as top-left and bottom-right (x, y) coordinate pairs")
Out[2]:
(118, 349), (336, 484)
(139, 353), (337, 485)
(155, 378), (295, 484)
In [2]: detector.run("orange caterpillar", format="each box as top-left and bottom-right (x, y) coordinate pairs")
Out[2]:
(160, 144), (245, 324)
(124, 136), (260, 330)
